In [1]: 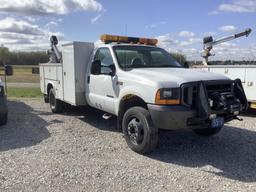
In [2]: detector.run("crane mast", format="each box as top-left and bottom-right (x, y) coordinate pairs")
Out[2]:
(202, 28), (252, 66)
(48, 36), (62, 63)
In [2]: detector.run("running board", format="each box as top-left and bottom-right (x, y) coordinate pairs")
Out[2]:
(102, 113), (112, 120)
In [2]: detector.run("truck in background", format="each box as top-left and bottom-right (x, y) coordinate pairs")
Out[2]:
(198, 28), (256, 109)
(40, 35), (248, 153)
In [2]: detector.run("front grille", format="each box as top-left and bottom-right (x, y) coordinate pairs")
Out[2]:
(182, 84), (197, 107)
(205, 83), (232, 95)
(181, 80), (233, 108)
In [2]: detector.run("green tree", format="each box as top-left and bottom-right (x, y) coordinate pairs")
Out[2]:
(0, 47), (49, 65)
(170, 52), (187, 65)
(0, 46), (10, 63)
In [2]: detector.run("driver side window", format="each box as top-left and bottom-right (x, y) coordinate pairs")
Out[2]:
(94, 48), (114, 65)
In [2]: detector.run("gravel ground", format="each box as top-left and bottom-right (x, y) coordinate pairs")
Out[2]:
(0, 99), (256, 192)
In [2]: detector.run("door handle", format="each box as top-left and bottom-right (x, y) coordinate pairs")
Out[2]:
(87, 76), (90, 83)
(247, 82), (253, 87)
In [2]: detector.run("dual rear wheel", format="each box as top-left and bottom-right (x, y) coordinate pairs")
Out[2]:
(48, 88), (64, 113)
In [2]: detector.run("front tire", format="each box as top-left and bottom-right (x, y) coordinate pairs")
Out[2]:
(122, 106), (158, 154)
(193, 126), (222, 136)
(49, 88), (63, 113)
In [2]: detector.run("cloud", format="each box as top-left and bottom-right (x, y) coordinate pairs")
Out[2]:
(203, 32), (217, 36)
(46, 21), (59, 27)
(0, 17), (44, 35)
(209, 42), (256, 60)
(178, 30), (195, 38)
(208, 10), (219, 15)
(211, 0), (256, 14)
(145, 24), (157, 29)
(145, 21), (167, 29)
(0, 17), (64, 51)
(25, 16), (37, 22)
(156, 34), (179, 49)
(179, 38), (202, 47)
(218, 25), (237, 32)
(91, 14), (102, 23)
(155, 34), (202, 60)
(0, 0), (103, 16)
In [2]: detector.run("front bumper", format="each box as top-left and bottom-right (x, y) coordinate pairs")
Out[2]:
(148, 79), (248, 130)
(148, 104), (239, 130)
(148, 104), (197, 130)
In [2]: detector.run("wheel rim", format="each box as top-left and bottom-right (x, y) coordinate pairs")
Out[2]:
(49, 92), (56, 109)
(127, 117), (144, 145)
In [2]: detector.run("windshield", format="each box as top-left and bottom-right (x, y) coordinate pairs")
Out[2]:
(113, 46), (182, 69)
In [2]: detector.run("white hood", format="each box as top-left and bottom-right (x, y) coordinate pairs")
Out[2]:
(127, 68), (229, 87)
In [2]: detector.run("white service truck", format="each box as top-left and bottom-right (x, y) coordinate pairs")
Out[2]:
(40, 35), (248, 153)
(199, 28), (256, 109)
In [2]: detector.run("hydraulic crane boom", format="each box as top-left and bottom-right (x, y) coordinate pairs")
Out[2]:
(48, 36), (61, 63)
(202, 28), (252, 65)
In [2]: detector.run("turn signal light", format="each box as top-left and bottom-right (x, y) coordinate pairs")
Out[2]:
(155, 90), (180, 105)
(100, 34), (158, 45)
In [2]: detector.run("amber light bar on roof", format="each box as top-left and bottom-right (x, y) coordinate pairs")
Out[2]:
(100, 34), (158, 46)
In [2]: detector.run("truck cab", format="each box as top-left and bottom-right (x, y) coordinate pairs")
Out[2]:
(40, 35), (248, 154)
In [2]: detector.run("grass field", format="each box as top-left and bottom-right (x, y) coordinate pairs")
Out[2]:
(0, 65), (39, 83)
(7, 87), (42, 98)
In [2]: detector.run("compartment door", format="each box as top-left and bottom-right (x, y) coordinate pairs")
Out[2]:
(62, 45), (76, 105)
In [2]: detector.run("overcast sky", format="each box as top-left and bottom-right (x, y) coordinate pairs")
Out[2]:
(0, 0), (255, 61)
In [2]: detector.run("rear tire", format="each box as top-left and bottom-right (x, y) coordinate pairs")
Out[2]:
(122, 106), (158, 154)
(49, 88), (63, 113)
(193, 126), (222, 136)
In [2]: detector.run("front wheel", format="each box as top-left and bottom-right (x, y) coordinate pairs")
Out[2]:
(122, 106), (158, 154)
(193, 126), (223, 136)
(49, 88), (63, 113)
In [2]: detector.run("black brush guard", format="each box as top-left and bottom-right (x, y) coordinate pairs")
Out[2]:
(183, 79), (248, 126)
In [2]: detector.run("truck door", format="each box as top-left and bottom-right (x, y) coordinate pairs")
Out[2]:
(86, 47), (118, 114)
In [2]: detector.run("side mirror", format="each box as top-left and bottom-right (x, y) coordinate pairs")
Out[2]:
(91, 60), (101, 75)
(183, 62), (189, 68)
(109, 64), (116, 76)
(5, 65), (13, 76)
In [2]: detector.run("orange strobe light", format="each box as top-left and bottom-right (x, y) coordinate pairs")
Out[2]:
(100, 34), (158, 45)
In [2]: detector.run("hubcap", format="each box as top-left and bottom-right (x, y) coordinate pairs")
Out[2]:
(127, 117), (144, 145)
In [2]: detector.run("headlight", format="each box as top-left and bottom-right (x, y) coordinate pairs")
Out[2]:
(155, 88), (180, 105)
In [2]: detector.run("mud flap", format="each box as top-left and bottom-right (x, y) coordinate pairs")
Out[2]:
(234, 79), (248, 112)
(197, 82), (210, 120)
